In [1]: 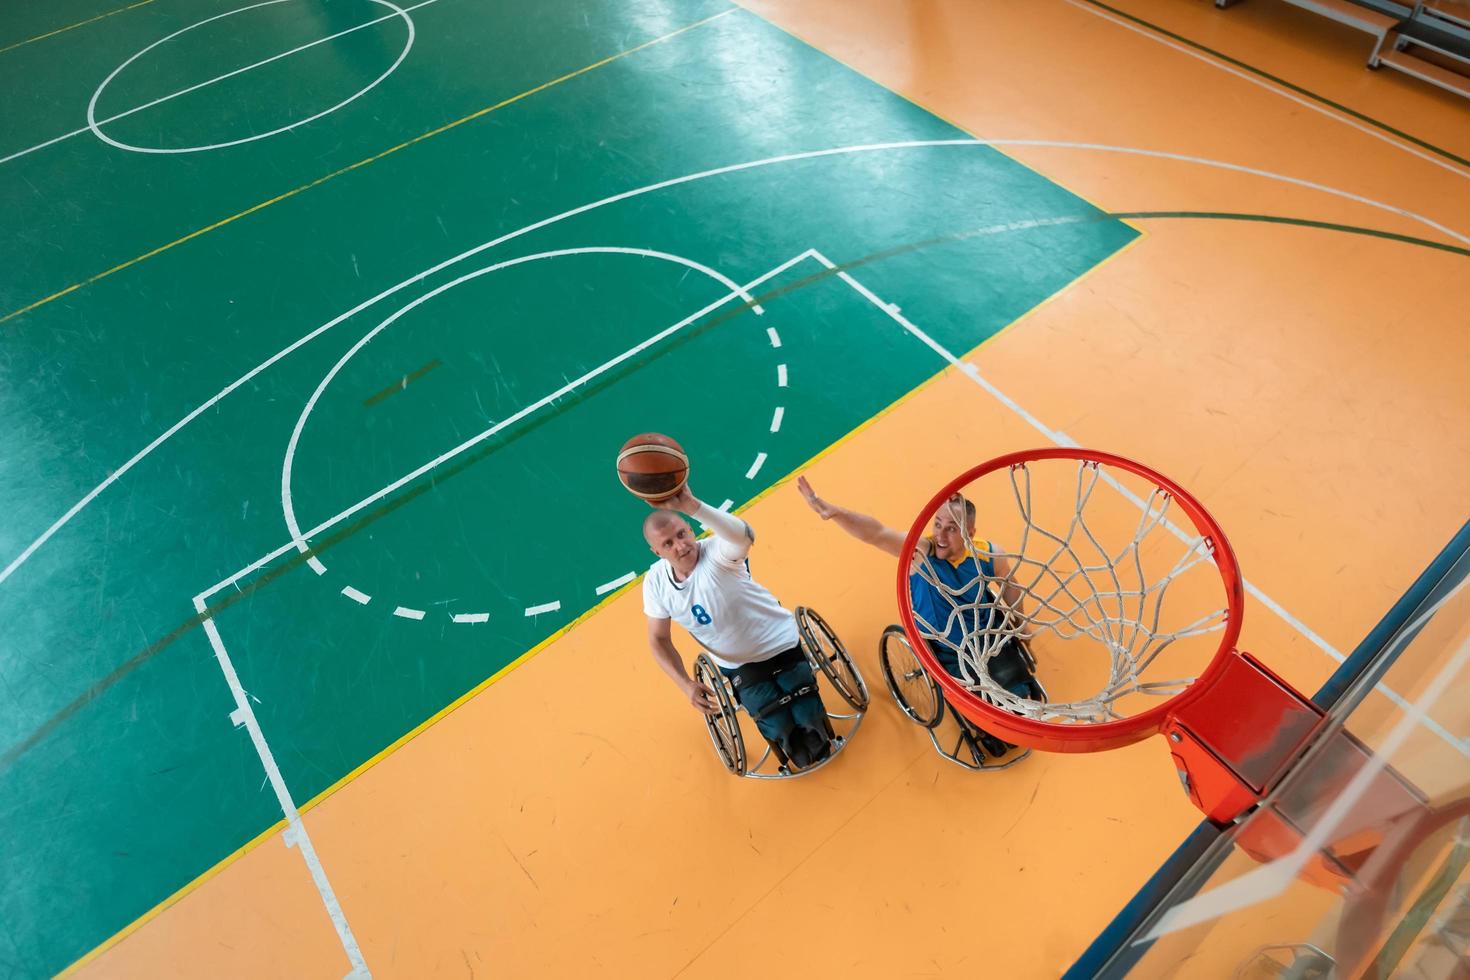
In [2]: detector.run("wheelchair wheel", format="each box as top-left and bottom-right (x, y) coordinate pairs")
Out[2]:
(879, 626), (944, 729)
(694, 654), (746, 776)
(795, 606), (869, 711)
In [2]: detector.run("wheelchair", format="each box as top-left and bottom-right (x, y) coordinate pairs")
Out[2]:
(694, 606), (869, 779)
(878, 625), (1046, 772)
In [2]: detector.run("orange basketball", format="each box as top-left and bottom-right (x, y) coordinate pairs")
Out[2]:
(616, 433), (689, 501)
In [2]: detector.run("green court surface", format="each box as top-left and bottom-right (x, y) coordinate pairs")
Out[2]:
(0, 1), (1136, 974)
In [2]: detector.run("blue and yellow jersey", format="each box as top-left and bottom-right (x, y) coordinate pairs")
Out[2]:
(907, 538), (1001, 676)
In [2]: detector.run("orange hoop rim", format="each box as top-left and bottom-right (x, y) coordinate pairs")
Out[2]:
(895, 447), (1245, 753)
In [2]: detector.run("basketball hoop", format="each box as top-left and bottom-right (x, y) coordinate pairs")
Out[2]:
(897, 448), (1328, 822)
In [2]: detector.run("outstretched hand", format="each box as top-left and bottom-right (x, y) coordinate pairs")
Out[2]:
(650, 485), (698, 514)
(796, 475), (837, 520)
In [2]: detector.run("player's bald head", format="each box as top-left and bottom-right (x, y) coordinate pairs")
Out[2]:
(643, 509), (688, 545)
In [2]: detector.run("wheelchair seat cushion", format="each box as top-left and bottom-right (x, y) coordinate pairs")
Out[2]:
(724, 645), (832, 769)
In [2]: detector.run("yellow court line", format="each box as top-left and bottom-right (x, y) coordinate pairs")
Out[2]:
(57, 577), (636, 977)
(0, 0), (155, 57)
(60, 243), (1127, 975)
(60, 5), (1135, 967)
(1, 7), (737, 327)
(56, 812), (289, 977)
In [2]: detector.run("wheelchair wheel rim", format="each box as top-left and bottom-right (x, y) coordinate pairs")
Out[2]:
(796, 607), (870, 711)
(880, 626), (944, 728)
(694, 655), (746, 775)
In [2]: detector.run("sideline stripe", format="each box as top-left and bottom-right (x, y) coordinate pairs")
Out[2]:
(54, 239), (1134, 975)
(30, 209), (1469, 975)
(0, 7), (738, 326)
(0, 0), (155, 56)
(4, 206), (1463, 777)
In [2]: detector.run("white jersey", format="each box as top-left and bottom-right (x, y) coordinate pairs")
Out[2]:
(643, 538), (799, 668)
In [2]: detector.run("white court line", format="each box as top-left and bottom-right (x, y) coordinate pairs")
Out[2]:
(745, 452), (767, 480)
(193, 597), (369, 977)
(201, 250), (814, 600)
(340, 585), (371, 604)
(776, 364), (788, 387)
(8, 138), (1467, 593)
(392, 605), (425, 620)
(595, 572), (636, 596)
(815, 247), (1469, 760)
(0, 0), (442, 166)
(89, 0), (415, 156)
(1061, 0), (1470, 183)
(279, 246), (768, 567)
(770, 406), (784, 433)
(450, 611), (489, 624)
(766, 326), (782, 348)
(524, 601), (561, 617)
(718, 499), (734, 512)
(813, 249), (1070, 445)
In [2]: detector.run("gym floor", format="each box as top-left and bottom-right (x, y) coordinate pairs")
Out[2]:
(1, 1), (1466, 977)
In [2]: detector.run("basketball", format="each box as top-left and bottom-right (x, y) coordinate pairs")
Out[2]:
(616, 433), (689, 501)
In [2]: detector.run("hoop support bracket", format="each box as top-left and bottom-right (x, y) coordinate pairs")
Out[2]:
(1165, 650), (1324, 823)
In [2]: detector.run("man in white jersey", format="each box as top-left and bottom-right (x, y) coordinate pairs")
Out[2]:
(643, 486), (831, 769)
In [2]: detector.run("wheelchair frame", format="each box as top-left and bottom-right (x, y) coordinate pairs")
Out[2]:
(878, 624), (1046, 772)
(694, 606), (869, 780)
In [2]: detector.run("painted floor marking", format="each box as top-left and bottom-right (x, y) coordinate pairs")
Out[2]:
(524, 601), (561, 617)
(392, 605), (425, 620)
(194, 597), (369, 977)
(8, 139), (1467, 592)
(281, 245), (790, 616)
(745, 452), (768, 480)
(813, 246), (1467, 761)
(450, 611), (489, 624)
(2, 0), (443, 165)
(770, 406), (784, 433)
(340, 585), (371, 604)
(776, 363), (788, 387)
(596, 572), (636, 596)
(280, 245), (770, 578)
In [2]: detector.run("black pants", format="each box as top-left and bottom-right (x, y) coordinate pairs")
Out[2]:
(930, 638), (1041, 755)
(720, 645), (832, 769)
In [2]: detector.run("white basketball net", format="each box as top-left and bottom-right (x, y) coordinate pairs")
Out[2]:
(907, 460), (1230, 724)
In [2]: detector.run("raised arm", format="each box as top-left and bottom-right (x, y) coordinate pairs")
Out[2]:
(796, 475), (908, 558)
(651, 486), (753, 563)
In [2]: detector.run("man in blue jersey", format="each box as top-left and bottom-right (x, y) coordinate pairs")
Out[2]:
(797, 476), (1039, 752)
